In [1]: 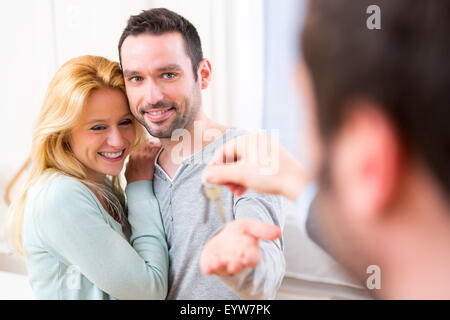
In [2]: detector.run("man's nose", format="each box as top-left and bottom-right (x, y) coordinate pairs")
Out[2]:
(144, 79), (164, 105)
(106, 126), (125, 148)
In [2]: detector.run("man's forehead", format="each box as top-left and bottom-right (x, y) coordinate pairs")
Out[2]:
(120, 32), (190, 70)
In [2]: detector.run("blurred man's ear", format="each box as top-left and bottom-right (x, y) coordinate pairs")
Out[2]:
(330, 102), (402, 219)
(198, 59), (212, 89)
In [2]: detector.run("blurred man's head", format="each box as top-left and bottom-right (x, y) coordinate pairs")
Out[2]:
(300, 0), (450, 298)
(119, 8), (211, 138)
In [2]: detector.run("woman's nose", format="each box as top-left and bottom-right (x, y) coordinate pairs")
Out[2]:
(106, 127), (125, 148)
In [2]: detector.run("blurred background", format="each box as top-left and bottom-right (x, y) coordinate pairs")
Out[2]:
(0, 0), (369, 299)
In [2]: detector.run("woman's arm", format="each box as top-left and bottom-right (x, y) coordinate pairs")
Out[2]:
(34, 176), (168, 300)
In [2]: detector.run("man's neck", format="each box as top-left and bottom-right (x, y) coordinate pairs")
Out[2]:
(369, 163), (450, 299)
(157, 114), (228, 179)
(379, 219), (450, 299)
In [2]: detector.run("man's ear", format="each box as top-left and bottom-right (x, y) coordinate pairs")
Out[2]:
(331, 102), (403, 219)
(197, 59), (212, 89)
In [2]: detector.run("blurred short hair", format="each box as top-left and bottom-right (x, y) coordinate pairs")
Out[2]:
(302, 0), (450, 194)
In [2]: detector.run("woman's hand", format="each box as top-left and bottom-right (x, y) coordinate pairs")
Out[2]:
(125, 139), (162, 184)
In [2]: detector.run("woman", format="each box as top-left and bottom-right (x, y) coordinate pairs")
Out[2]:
(5, 55), (168, 300)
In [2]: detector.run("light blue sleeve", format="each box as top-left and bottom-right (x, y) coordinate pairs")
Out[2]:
(34, 178), (168, 300)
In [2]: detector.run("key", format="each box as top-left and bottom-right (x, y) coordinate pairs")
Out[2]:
(203, 182), (227, 223)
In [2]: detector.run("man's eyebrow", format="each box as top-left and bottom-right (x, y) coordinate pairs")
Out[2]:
(123, 65), (183, 78)
(156, 64), (183, 72)
(123, 70), (140, 78)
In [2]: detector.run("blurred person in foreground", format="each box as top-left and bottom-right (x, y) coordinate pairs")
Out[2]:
(203, 0), (450, 299)
(6, 55), (168, 299)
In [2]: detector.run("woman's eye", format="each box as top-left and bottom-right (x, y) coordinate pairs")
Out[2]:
(119, 119), (132, 126)
(90, 125), (106, 131)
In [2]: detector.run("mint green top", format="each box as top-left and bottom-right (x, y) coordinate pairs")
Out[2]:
(22, 173), (168, 300)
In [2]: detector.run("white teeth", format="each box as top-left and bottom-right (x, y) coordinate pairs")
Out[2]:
(99, 151), (123, 159)
(149, 109), (169, 115)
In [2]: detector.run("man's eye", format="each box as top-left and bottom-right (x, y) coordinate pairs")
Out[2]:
(119, 119), (132, 126)
(162, 73), (176, 79)
(129, 76), (143, 83)
(90, 125), (106, 131)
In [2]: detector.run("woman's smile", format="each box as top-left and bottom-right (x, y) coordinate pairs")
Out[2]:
(98, 149), (126, 162)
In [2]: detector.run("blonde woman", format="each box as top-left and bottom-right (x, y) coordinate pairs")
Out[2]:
(5, 55), (168, 300)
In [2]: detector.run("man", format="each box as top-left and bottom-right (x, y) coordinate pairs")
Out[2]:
(204, 0), (450, 298)
(118, 8), (285, 299)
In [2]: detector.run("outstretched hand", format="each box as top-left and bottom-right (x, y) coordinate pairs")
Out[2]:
(203, 134), (311, 201)
(200, 219), (281, 277)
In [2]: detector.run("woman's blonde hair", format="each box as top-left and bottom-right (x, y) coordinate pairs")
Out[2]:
(5, 55), (146, 255)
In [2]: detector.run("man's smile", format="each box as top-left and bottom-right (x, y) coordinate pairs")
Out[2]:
(145, 107), (176, 123)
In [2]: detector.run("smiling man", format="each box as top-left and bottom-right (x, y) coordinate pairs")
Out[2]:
(118, 8), (285, 300)
(120, 31), (202, 139)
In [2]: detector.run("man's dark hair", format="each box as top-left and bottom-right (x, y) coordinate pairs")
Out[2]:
(302, 0), (450, 194)
(118, 8), (203, 80)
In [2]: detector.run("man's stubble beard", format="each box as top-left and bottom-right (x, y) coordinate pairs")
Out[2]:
(142, 104), (190, 139)
(138, 85), (202, 139)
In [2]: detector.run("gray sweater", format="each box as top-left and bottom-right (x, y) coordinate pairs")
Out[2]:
(153, 128), (285, 299)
